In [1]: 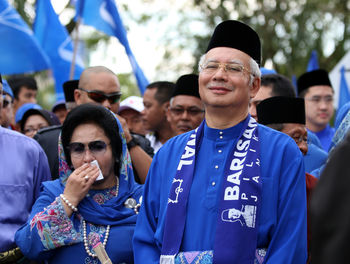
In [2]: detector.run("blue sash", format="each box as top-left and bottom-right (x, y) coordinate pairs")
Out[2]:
(160, 116), (261, 264)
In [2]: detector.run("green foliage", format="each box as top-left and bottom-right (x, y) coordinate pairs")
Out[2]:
(191, 0), (350, 78)
(118, 73), (141, 99)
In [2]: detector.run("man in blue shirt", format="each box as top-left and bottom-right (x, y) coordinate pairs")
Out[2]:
(297, 69), (335, 152)
(133, 20), (307, 263)
(0, 75), (51, 262)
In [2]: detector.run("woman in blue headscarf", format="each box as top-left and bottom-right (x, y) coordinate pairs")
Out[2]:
(15, 104), (143, 263)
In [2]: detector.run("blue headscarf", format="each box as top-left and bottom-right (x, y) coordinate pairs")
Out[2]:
(42, 108), (143, 226)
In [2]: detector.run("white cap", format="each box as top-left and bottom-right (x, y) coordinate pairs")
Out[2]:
(118, 96), (144, 113)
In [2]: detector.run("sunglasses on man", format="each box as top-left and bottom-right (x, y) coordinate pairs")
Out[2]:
(78, 88), (122, 105)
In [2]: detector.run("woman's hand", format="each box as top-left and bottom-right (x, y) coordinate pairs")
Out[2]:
(62, 163), (99, 211)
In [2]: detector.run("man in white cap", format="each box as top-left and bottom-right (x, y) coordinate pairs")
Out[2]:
(119, 96), (154, 183)
(133, 20), (307, 263)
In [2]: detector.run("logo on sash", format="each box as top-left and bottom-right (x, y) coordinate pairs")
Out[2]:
(221, 205), (257, 228)
(168, 178), (184, 204)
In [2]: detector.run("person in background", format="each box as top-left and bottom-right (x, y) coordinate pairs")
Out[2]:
(142, 81), (175, 153)
(166, 74), (205, 135)
(15, 104), (142, 263)
(0, 80), (15, 129)
(34, 79), (78, 180)
(297, 69), (335, 152)
(0, 74), (51, 263)
(249, 73), (328, 175)
(133, 20), (307, 263)
(249, 73), (296, 121)
(7, 76), (38, 123)
(14, 102), (43, 129)
(257, 96), (318, 262)
(63, 79), (78, 111)
(119, 96), (154, 183)
(51, 99), (67, 124)
(20, 108), (60, 138)
(119, 96), (148, 136)
(35, 67), (152, 183)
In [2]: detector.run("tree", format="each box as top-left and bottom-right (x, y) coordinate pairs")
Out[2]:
(190, 0), (350, 78)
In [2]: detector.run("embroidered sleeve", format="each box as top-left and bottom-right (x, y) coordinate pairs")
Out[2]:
(29, 196), (82, 250)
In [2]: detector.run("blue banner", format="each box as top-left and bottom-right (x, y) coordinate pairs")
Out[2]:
(307, 50), (319, 72)
(338, 66), (350, 110)
(76, 0), (148, 94)
(34, 0), (84, 100)
(0, 0), (50, 74)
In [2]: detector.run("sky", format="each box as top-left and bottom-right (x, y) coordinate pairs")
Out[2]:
(51, 0), (202, 83)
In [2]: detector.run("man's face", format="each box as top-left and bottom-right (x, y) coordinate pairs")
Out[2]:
(281, 123), (308, 156)
(198, 47), (259, 114)
(303, 85), (334, 132)
(14, 86), (37, 110)
(141, 88), (168, 132)
(249, 86), (272, 121)
(75, 72), (121, 114)
(53, 106), (68, 124)
(119, 109), (147, 136)
(0, 93), (14, 127)
(167, 95), (205, 135)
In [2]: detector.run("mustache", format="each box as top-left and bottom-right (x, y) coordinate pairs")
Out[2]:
(207, 82), (232, 90)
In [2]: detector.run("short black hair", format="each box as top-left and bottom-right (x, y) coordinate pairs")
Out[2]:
(61, 104), (122, 175)
(261, 74), (296, 97)
(7, 76), (38, 100)
(146, 81), (175, 104)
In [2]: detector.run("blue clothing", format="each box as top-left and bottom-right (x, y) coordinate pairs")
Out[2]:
(304, 143), (328, 175)
(0, 127), (50, 252)
(15, 109), (143, 263)
(308, 130), (323, 149)
(133, 122), (307, 263)
(312, 125), (335, 152)
(334, 102), (350, 130)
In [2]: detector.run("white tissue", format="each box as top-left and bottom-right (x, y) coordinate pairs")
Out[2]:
(91, 160), (104, 181)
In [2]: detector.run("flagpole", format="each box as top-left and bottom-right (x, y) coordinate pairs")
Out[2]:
(70, 17), (81, 80)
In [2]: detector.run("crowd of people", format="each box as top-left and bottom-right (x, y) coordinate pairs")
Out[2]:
(0, 19), (348, 264)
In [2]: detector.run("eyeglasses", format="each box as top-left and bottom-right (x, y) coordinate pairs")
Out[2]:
(23, 125), (47, 136)
(78, 88), (122, 104)
(200, 61), (253, 76)
(304, 96), (333, 104)
(170, 107), (205, 116)
(291, 135), (308, 144)
(68, 140), (109, 158)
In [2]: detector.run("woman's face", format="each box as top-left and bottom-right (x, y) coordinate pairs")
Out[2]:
(69, 123), (115, 182)
(23, 114), (49, 138)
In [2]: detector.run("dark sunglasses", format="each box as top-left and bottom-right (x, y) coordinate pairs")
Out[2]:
(68, 140), (109, 158)
(78, 87), (122, 104)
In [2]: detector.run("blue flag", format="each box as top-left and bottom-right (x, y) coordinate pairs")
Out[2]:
(0, 0), (50, 74)
(34, 0), (84, 100)
(307, 50), (319, 72)
(338, 66), (350, 110)
(76, 0), (148, 94)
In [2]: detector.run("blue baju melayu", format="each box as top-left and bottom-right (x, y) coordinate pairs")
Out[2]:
(0, 127), (51, 252)
(133, 118), (307, 263)
(312, 125), (335, 152)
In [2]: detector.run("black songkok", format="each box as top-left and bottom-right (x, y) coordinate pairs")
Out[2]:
(297, 69), (332, 95)
(0, 74), (2, 84)
(257, 96), (305, 125)
(63, 80), (79, 103)
(172, 74), (200, 99)
(206, 20), (261, 65)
